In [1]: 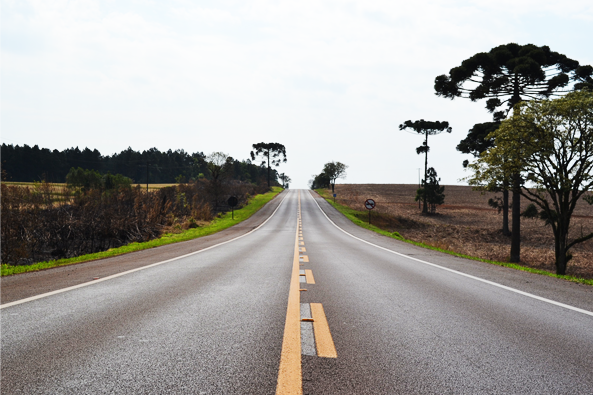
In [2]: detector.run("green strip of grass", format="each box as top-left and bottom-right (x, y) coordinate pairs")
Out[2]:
(1, 187), (283, 276)
(316, 189), (593, 286)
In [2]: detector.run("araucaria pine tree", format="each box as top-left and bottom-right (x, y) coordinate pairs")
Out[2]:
(399, 119), (451, 214)
(415, 167), (445, 214)
(434, 42), (593, 263)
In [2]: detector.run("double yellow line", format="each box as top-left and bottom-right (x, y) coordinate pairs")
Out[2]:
(276, 191), (336, 395)
(276, 191), (304, 394)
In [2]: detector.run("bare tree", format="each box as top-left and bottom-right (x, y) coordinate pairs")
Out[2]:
(206, 152), (231, 209)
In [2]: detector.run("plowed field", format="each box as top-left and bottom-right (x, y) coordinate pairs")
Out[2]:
(329, 184), (593, 279)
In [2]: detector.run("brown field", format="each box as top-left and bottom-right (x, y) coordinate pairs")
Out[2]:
(132, 183), (177, 189)
(331, 184), (593, 279)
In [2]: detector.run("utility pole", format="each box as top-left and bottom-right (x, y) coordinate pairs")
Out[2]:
(146, 161), (149, 193)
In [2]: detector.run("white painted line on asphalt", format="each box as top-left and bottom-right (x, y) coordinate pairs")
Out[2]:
(309, 191), (593, 318)
(1, 191), (291, 309)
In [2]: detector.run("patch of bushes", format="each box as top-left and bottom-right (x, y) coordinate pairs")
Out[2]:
(1, 179), (268, 266)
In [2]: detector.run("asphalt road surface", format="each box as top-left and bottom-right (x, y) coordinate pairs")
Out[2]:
(2, 189), (593, 394)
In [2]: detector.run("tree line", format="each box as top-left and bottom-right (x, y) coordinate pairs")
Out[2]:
(309, 161), (348, 191)
(1, 141), (289, 267)
(1, 144), (279, 185)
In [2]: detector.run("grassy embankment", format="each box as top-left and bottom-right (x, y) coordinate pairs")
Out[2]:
(316, 189), (593, 286)
(1, 187), (283, 276)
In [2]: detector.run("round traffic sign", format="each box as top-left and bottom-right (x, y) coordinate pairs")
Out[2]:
(364, 199), (376, 210)
(227, 196), (239, 207)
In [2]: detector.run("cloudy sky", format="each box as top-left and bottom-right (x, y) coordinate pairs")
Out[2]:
(2, 0), (592, 188)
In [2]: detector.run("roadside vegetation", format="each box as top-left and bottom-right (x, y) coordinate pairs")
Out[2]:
(316, 186), (593, 286)
(309, 161), (348, 191)
(1, 186), (282, 276)
(435, 43), (593, 268)
(318, 43), (592, 280)
(399, 120), (450, 214)
(1, 141), (292, 276)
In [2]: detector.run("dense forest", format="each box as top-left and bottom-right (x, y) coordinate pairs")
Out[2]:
(1, 144), (277, 185)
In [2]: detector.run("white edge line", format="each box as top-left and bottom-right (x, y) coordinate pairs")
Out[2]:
(309, 191), (593, 318)
(1, 191), (290, 309)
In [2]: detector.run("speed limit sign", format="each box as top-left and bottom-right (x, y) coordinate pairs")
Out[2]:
(364, 199), (376, 210)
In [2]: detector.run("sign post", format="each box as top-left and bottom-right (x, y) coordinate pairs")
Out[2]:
(333, 193), (336, 203)
(227, 196), (238, 219)
(364, 199), (375, 225)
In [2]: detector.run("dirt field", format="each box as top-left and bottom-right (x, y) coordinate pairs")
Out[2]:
(330, 184), (593, 279)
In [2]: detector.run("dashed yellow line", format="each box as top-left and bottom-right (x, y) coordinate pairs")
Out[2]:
(305, 270), (315, 284)
(310, 303), (337, 358)
(276, 192), (303, 395)
(299, 255), (309, 263)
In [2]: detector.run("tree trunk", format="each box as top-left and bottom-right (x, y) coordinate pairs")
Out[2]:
(267, 153), (270, 187)
(502, 188), (510, 236)
(554, 208), (573, 275)
(555, 231), (568, 275)
(422, 133), (428, 214)
(510, 174), (521, 263)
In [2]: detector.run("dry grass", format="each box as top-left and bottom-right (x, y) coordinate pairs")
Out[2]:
(132, 183), (177, 190)
(2, 182), (176, 189)
(0, 182), (175, 206)
(332, 184), (593, 279)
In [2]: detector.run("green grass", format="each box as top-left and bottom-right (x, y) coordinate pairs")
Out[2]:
(316, 189), (593, 286)
(1, 187), (283, 276)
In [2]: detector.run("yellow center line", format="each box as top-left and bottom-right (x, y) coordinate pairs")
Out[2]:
(310, 303), (337, 358)
(276, 191), (303, 395)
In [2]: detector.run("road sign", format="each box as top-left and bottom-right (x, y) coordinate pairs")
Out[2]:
(227, 196), (238, 207)
(227, 196), (238, 220)
(364, 199), (375, 225)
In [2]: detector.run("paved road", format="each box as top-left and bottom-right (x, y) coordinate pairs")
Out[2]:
(2, 189), (593, 394)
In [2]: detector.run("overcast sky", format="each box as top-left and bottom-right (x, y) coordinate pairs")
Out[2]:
(2, 0), (592, 188)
